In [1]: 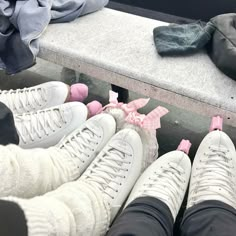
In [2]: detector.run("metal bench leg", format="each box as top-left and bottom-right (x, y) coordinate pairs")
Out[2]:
(111, 84), (129, 103)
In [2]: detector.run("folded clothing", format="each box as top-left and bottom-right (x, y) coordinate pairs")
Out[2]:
(153, 13), (236, 80)
(0, 0), (109, 75)
(153, 21), (215, 56)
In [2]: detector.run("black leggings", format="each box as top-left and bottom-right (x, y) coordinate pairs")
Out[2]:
(0, 102), (19, 145)
(107, 197), (236, 236)
(0, 200), (27, 236)
(0, 197), (236, 236)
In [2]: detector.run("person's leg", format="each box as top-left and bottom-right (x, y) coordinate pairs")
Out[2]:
(0, 200), (27, 236)
(5, 180), (108, 236)
(0, 114), (116, 198)
(0, 102), (19, 145)
(181, 125), (236, 236)
(181, 200), (236, 236)
(107, 140), (192, 236)
(107, 197), (173, 236)
(2, 128), (143, 236)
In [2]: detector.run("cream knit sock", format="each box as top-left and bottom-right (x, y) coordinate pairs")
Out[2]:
(0, 144), (80, 198)
(4, 180), (110, 236)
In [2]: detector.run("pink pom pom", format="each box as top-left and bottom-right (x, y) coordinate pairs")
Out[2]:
(87, 101), (102, 117)
(69, 83), (88, 102)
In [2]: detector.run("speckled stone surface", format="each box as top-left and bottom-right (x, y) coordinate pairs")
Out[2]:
(38, 8), (236, 119)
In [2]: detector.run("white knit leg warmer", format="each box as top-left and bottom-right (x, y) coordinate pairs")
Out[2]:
(0, 144), (81, 198)
(4, 180), (110, 236)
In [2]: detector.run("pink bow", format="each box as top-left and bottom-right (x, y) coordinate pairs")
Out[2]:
(101, 91), (150, 114)
(125, 106), (169, 130)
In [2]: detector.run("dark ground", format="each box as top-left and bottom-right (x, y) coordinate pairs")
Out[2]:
(109, 0), (236, 21)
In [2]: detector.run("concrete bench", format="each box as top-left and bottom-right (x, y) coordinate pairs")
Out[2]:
(38, 8), (236, 126)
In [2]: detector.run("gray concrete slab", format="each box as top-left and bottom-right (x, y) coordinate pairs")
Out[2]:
(38, 8), (236, 126)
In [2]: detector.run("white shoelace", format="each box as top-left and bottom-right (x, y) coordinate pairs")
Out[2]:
(16, 108), (66, 143)
(141, 162), (185, 216)
(190, 145), (235, 205)
(59, 125), (100, 164)
(0, 87), (47, 113)
(83, 144), (132, 200)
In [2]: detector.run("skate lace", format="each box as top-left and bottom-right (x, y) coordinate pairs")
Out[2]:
(142, 162), (185, 216)
(190, 145), (235, 204)
(0, 87), (47, 113)
(16, 108), (66, 143)
(83, 144), (132, 200)
(59, 124), (100, 164)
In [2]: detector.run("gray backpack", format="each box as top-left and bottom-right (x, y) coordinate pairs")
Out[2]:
(208, 14), (236, 80)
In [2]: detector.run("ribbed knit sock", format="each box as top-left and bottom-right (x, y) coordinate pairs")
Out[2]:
(4, 180), (110, 236)
(0, 144), (81, 198)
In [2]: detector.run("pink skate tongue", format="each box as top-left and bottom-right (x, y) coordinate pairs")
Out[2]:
(177, 140), (192, 155)
(69, 83), (88, 102)
(209, 116), (223, 132)
(87, 101), (102, 117)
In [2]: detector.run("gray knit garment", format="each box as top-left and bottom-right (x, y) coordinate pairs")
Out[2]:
(153, 22), (215, 56)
